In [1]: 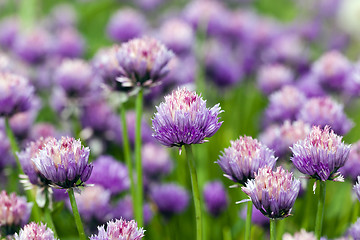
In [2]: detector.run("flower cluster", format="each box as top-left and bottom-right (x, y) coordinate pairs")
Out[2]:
(14, 222), (58, 240)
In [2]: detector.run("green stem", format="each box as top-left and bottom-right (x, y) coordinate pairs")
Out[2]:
(68, 188), (86, 240)
(42, 189), (57, 237)
(352, 200), (360, 223)
(119, 104), (136, 217)
(5, 117), (21, 170)
(135, 89), (144, 227)
(270, 219), (277, 240)
(184, 144), (203, 240)
(315, 181), (326, 239)
(245, 201), (252, 240)
(276, 219), (285, 240)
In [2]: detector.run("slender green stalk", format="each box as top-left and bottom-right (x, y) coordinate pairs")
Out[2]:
(134, 89), (144, 227)
(43, 189), (57, 237)
(245, 201), (253, 240)
(68, 188), (86, 240)
(270, 219), (277, 240)
(276, 219), (285, 240)
(352, 200), (360, 223)
(120, 104), (136, 217)
(5, 117), (21, 170)
(315, 181), (326, 239)
(184, 144), (203, 240)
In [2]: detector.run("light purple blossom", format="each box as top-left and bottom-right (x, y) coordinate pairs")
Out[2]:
(217, 136), (277, 185)
(152, 87), (223, 148)
(242, 166), (300, 219)
(291, 125), (350, 182)
(0, 16), (19, 49)
(257, 64), (294, 95)
(142, 143), (173, 179)
(107, 8), (147, 43)
(0, 191), (32, 235)
(340, 141), (360, 182)
(90, 218), (145, 240)
(297, 96), (353, 135)
(116, 36), (174, 90)
(112, 196), (153, 225)
(88, 155), (129, 195)
(203, 181), (228, 217)
(14, 222), (58, 240)
(0, 73), (35, 117)
(344, 61), (360, 97)
(240, 205), (269, 226)
(150, 183), (189, 218)
(31, 136), (93, 189)
(53, 27), (85, 58)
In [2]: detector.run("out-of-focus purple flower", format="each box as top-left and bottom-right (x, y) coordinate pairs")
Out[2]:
(13, 28), (52, 64)
(347, 217), (360, 239)
(53, 28), (85, 58)
(260, 120), (311, 159)
(90, 218), (145, 240)
(161, 56), (196, 88)
(142, 143), (173, 179)
(0, 129), (13, 170)
(205, 40), (243, 88)
(282, 229), (316, 240)
(296, 73), (326, 98)
(312, 50), (351, 91)
(0, 191), (32, 235)
(340, 141), (360, 182)
(257, 64), (294, 95)
(17, 137), (54, 186)
(14, 222), (58, 240)
(0, 73), (35, 117)
(152, 87), (223, 148)
(54, 59), (97, 98)
(345, 62), (360, 97)
(158, 19), (194, 56)
(80, 100), (116, 133)
(203, 181), (228, 217)
(242, 166), (300, 219)
(150, 183), (189, 218)
(107, 8), (147, 43)
(354, 177), (360, 202)
(126, 111), (154, 146)
(50, 3), (77, 29)
(92, 46), (123, 90)
(183, 0), (230, 37)
(112, 196), (153, 225)
(116, 36), (174, 90)
(0, 17), (19, 49)
(88, 155), (129, 195)
(29, 123), (57, 141)
(32, 136), (93, 189)
(67, 185), (111, 222)
(264, 86), (307, 125)
(297, 96), (353, 135)
(135, 0), (164, 11)
(291, 125), (350, 182)
(9, 103), (39, 139)
(240, 204), (269, 227)
(0, 53), (14, 73)
(217, 136), (277, 185)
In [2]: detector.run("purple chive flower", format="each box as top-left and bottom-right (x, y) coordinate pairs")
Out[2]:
(150, 183), (189, 218)
(297, 96), (353, 135)
(242, 166), (300, 219)
(264, 86), (307, 125)
(217, 136), (277, 185)
(340, 141), (360, 182)
(312, 50), (351, 91)
(354, 177), (360, 202)
(31, 136), (93, 189)
(50, 4), (77, 29)
(152, 87), (223, 148)
(205, 40), (243, 88)
(14, 222), (57, 240)
(67, 185), (111, 222)
(116, 36), (174, 90)
(295, 73), (326, 98)
(158, 19), (194, 55)
(0, 191), (32, 235)
(282, 229), (316, 240)
(256, 64), (294, 95)
(107, 8), (147, 43)
(348, 217), (360, 239)
(126, 111), (154, 146)
(344, 61), (360, 97)
(291, 125), (350, 182)
(240, 205), (269, 227)
(54, 59), (97, 98)
(259, 120), (311, 159)
(88, 155), (129, 195)
(0, 16), (19, 49)
(53, 27), (85, 58)
(161, 56), (196, 87)
(90, 218), (145, 240)
(13, 28), (52, 64)
(17, 137), (54, 186)
(142, 143), (173, 179)
(112, 196), (153, 225)
(0, 73), (35, 117)
(29, 123), (57, 141)
(203, 181), (228, 217)
(135, 0), (164, 11)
